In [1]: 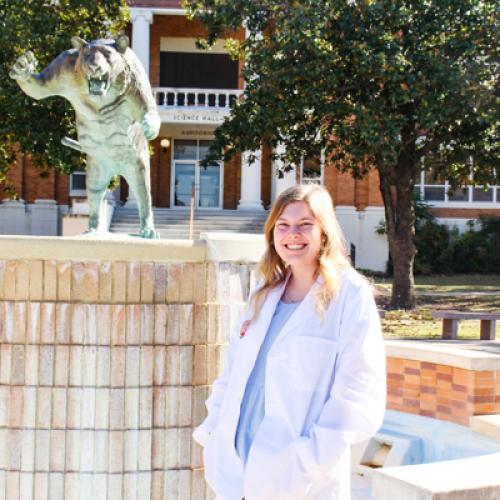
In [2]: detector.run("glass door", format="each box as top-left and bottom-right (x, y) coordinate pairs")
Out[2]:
(172, 139), (223, 209)
(199, 163), (221, 208)
(173, 163), (196, 207)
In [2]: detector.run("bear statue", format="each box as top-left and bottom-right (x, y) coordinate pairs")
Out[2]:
(10, 35), (161, 238)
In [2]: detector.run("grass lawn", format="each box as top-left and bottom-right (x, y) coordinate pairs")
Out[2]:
(372, 276), (500, 339)
(373, 274), (500, 293)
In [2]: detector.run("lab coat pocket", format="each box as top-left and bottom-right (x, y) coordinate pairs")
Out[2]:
(291, 336), (338, 392)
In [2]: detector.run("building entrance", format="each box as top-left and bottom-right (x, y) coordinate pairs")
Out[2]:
(171, 139), (223, 209)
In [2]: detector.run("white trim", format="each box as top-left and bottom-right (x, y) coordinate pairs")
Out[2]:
(130, 8), (153, 24)
(160, 37), (228, 54)
(130, 7), (186, 17)
(426, 201), (500, 209)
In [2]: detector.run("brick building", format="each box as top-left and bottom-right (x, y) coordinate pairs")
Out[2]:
(2, 1), (498, 271)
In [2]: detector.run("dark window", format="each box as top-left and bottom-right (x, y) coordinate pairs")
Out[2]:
(160, 52), (239, 89)
(71, 172), (86, 191)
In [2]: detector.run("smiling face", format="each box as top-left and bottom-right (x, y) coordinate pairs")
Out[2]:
(273, 201), (323, 274)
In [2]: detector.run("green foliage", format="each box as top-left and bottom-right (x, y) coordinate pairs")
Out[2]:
(448, 216), (500, 274)
(414, 203), (500, 275)
(413, 199), (454, 275)
(185, 0), (498, 179)
(185, 0), (499, 306)
(0, 0), (129, 192)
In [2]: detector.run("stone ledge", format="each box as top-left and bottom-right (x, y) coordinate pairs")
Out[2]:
(469, 414), (500, 441)
(385, 339), (500, 371)
(0, 233), (265, 263)
(373, 452), (500, 500)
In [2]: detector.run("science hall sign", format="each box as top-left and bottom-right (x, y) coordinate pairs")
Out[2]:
(159, 107), (228, 125)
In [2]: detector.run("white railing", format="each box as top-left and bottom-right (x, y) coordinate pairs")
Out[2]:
(414, 184), (500, 205)
(153, 87), (243, 109)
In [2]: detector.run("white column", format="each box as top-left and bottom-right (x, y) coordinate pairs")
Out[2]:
(271, 143), (296, 201)
(238, 149), (264, 210)
(130, 8), (153, 77)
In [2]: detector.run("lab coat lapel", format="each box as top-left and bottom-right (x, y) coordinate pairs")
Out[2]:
(271, 278), (320, 349)
(244, 280), (287, 354)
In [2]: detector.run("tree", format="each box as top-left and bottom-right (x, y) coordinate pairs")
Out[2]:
(0, 0), (129, 194)
(183, 0), (499, 309)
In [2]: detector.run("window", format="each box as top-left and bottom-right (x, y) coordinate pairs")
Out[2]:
(414, 157), (499, 204)
(300, 153), (324, 185)
(70, 171), (86, 196)
(160, 52), (239, 90)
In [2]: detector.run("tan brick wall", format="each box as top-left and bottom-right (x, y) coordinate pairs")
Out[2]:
(386, 356), (500, 426)
(0, 257), (255, 499)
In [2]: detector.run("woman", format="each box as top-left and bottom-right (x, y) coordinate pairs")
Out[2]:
(193, 184), (386, 500)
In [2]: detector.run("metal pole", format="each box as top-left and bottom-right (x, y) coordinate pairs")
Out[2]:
(189, 183), (195, 240)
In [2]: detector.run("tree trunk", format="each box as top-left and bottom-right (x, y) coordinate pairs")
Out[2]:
(378, 161), (417, 309)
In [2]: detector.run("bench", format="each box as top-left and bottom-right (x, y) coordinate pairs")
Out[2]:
(432, 310), (500, 340)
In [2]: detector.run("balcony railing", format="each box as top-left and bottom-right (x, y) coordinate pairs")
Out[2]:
(414, 184), (500, 205)
(153, 87), (243, 109)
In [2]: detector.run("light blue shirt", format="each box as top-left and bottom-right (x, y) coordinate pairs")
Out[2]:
(235, 300), (301, 465)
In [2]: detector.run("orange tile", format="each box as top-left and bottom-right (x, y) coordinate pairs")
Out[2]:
(474, 371), (495, 388)
(419, 399), (436, 411)
(436, 397), (451, 407)
(404, 367), (420, 376)
(420, 392), (437, 404)
(387, 358), (405, 373)
(474, 403), (495, 414)
(421, 362), (437, 371)
(452, 367), (473, 385)
(421, 369), (437, 381)
(421, 385), (437, 395)
(403, 375), (420, 386)
(436, 365), (453, 375)
(450, 399), (467, 409)
(451, 391), (468, 403)
(403, 359), (421, 370)
(420, 409), (436, 418)
(473, 387), (494, 396)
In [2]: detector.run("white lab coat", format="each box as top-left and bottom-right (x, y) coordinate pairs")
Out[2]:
(193, 269), (386, 500)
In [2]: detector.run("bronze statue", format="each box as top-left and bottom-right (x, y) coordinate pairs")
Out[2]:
(10, 35), (160, 238)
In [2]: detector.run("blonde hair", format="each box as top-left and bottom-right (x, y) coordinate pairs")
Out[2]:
(251, 184), (353, 319)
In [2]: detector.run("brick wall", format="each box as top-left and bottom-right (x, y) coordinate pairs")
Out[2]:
(223, 153), (241, 209)
(387, 356), (500, 426)
(432, 207), (500, 219)
(261, 146), (272, 209)
(1, 153), (70, 205)
(0, 256), (254, 499)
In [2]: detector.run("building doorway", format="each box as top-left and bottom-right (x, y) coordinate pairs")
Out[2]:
(171, 139), (223, 209)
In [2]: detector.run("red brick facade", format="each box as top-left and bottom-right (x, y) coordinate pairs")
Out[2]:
(2, 154), (69, 205)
